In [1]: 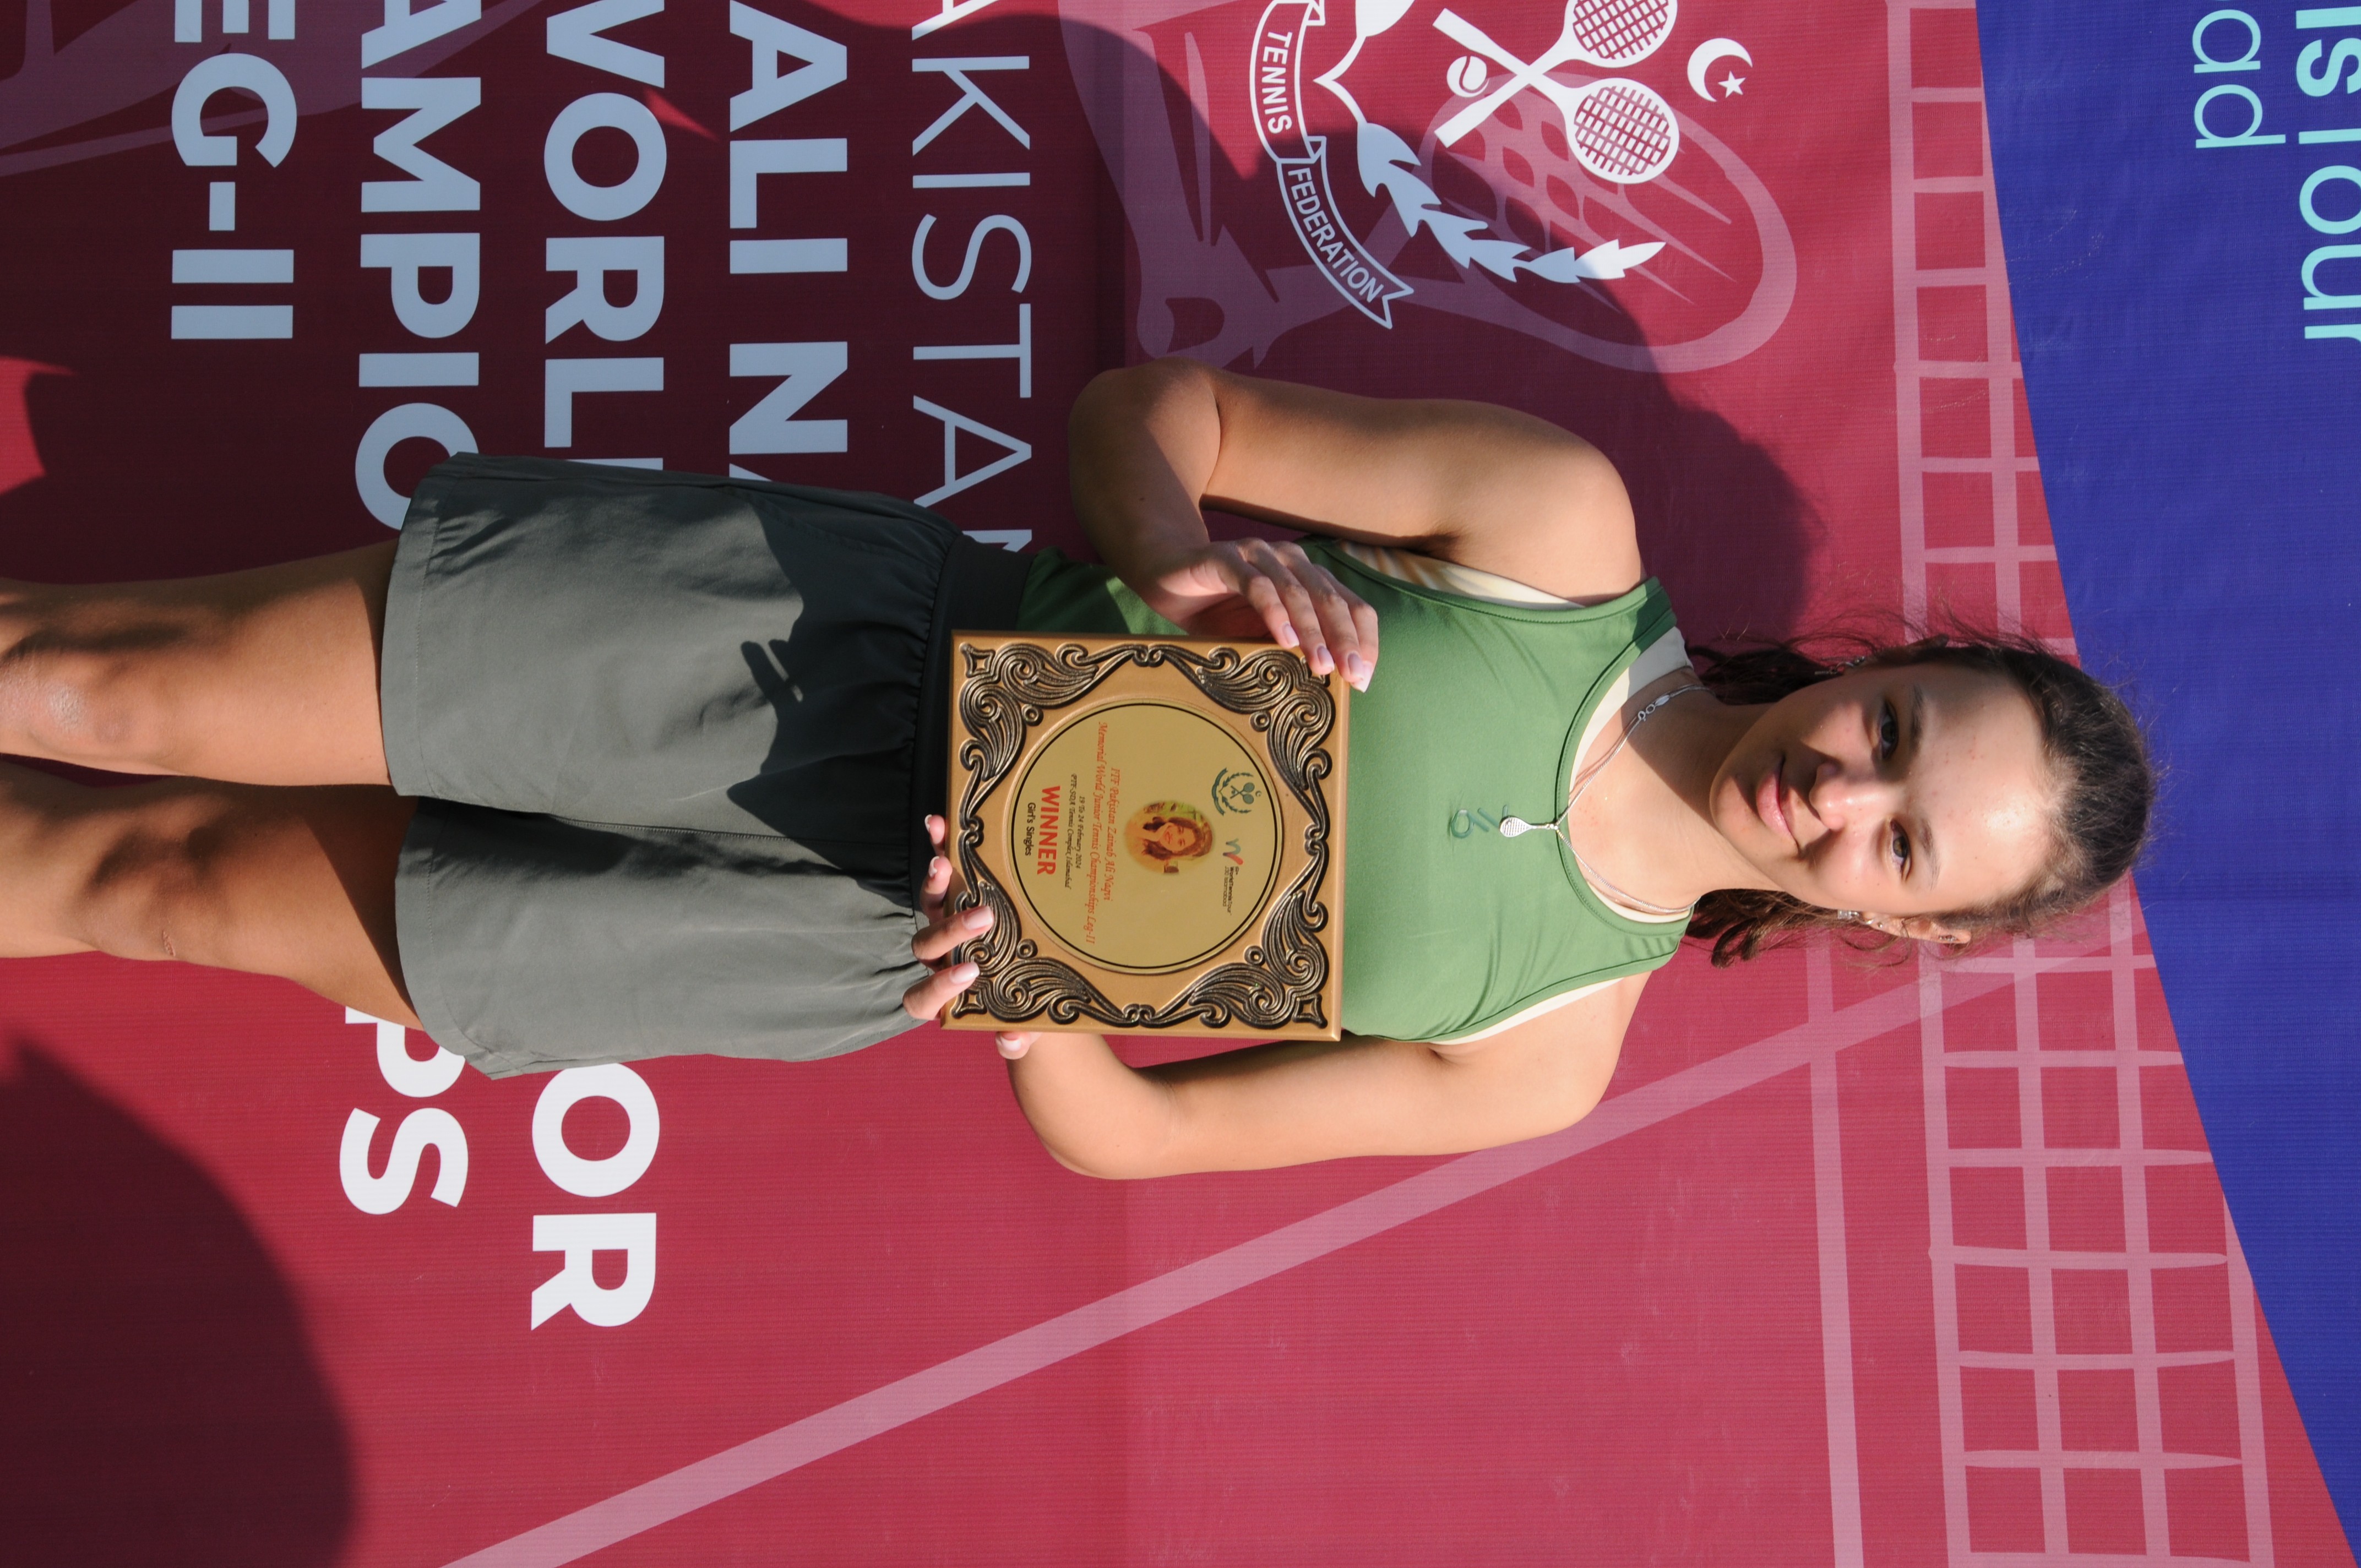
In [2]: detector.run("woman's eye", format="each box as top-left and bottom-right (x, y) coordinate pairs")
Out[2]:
(1890, 824), (1912, 873)
(1877, 701), (1900, 759)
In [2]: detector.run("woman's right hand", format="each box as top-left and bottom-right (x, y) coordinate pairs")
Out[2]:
(903, 815), (994, 1023)
(1133, 538), (1377, 691)
(902, 814), (1040, 1061)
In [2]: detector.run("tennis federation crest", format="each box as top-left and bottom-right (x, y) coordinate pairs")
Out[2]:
(1067, 0), (1791, 371)
(1249, 0), (1721, 328)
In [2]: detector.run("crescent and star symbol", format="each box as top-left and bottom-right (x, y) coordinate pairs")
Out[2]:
(1685, 36), (1754, 102)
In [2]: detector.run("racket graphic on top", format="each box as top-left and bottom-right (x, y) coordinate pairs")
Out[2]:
(1438, 0), (1680, 80)
(1434, 2), (1683, 184)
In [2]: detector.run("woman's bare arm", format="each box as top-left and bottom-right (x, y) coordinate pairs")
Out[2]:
(900, 823), (1638, 1175)
(999, 980), (1640, 1178)
(1068, 358), (1645, 611)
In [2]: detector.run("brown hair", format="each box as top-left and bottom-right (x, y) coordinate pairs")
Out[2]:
(1683, 629), (2153, 966)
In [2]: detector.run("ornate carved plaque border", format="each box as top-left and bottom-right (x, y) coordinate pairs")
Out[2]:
(943, 634), (1348, 1039)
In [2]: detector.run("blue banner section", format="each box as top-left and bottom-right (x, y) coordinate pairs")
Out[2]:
(1981, 0), (2361, 1540)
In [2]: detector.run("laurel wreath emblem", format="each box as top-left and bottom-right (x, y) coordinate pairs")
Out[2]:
(1316, 0), (1666, 286)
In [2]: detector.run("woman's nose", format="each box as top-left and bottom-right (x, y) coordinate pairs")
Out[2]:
(1809, 756), (1897, 830)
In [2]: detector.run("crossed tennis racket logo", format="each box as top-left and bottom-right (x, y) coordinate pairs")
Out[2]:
(1432, 0), (1683, 184)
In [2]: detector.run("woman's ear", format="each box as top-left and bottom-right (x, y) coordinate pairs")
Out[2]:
(1860, 913), (1972, 946)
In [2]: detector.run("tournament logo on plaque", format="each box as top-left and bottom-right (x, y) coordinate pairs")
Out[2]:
(943, 633), (1350, 1039)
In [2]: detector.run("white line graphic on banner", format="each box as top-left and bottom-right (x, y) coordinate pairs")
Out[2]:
(442, 946), (2107, 1568)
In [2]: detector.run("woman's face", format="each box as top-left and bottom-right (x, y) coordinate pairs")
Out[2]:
(1152, 820), (1199, 854)
(1709, 662), (2056, 929)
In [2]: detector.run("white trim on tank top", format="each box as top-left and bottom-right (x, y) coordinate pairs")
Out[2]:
(1332, 540), (1577, 605)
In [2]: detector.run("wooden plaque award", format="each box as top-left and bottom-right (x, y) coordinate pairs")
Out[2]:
(942, 633), (1350, 1039)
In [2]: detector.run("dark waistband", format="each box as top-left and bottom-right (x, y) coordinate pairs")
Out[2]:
(942, 531), (1034, 634)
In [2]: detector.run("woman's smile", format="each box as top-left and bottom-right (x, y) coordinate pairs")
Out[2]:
(1753, 757), (1795, 850)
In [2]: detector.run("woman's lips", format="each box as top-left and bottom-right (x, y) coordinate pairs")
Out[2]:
(1755, 760), (1793, 847)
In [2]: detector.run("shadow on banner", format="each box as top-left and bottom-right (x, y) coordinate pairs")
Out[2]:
(0, 1043), (353, 1566)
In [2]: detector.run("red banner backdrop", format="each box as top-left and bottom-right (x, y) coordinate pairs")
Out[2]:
(1, 1), (2354, 1564)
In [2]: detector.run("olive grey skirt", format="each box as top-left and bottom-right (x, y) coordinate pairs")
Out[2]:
(382, 456), (1030, 1077)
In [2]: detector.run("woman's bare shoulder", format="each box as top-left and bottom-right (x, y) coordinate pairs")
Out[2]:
(1109, 362), (1647, 601)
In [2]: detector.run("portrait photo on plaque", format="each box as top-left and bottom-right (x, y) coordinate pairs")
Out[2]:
(942, 633), (1350, 1040)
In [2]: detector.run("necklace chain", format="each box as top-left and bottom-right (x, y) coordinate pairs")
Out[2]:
(1499, 681), (1707, 919)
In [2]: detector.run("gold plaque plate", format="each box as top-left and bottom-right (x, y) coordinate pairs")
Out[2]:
(943, 632), (1349, 1039)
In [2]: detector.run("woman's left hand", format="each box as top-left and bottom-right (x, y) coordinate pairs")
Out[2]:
(1133, 538), (1378, 691)
(901, 814), (1041, 1059)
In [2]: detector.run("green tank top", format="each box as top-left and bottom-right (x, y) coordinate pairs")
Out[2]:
(1013, 544), (1687, 1042)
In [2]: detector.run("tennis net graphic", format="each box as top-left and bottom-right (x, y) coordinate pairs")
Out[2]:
(1888, 6), (2275, 1561)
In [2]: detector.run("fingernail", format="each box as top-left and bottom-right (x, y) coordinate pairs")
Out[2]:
(996, 1034), (1027, 1059)
(1276, 623), (1299, 648)
(963, 907), (993, 930)
(1310, 645), (1331, 674)
(929, 856), (948, 877)
(1345, 652), (1370, 686)
(951, 962), (979, 984)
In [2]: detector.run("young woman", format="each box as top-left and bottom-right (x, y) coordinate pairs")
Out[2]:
(0, 360), (2150, 1177)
